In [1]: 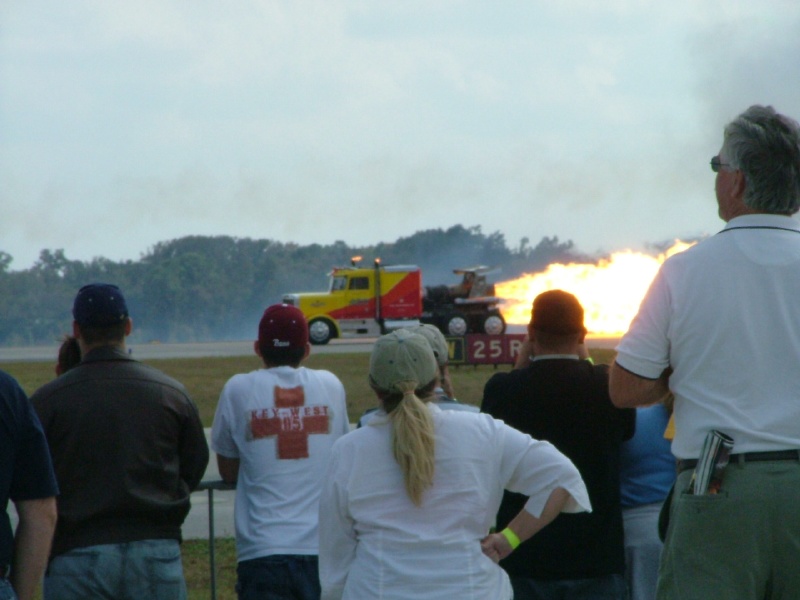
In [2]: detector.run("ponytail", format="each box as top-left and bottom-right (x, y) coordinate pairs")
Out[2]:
(372, 378), (437, 506)
(391, 388), (435, 506)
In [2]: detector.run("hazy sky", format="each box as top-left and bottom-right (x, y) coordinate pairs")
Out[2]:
(1, 1), (799, 271)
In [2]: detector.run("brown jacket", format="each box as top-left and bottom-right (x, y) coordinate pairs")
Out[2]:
(31, 346), (209, 557)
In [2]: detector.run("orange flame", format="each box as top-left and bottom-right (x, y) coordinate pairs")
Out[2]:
(496, 241), (695, 336)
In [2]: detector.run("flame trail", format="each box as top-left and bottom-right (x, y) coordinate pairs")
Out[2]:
(496, 241), (695, 336)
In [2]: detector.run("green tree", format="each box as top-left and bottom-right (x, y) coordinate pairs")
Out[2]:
(0, 228), (590, 345)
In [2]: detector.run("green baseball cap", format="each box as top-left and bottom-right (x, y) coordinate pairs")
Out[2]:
(370, 329), (437, 393)
(410, 324), (449, 367)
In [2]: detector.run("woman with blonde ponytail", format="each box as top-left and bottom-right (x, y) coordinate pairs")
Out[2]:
(377, 379), (436, 506)
(319, 329), (592, 600)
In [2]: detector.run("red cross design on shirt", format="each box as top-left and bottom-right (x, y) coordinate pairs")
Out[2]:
(249, 385), (330, 459)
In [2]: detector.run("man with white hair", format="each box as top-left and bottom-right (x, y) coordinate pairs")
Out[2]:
(610, 105), (800, 599)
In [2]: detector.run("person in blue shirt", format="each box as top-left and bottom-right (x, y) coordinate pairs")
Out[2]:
(0, 370), (58, 600)
(619, 403), (675, 600)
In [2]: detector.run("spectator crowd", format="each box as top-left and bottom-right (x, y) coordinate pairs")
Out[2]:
(2, 103), (800, 600)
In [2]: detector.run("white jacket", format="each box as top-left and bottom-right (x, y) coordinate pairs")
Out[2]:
(319, 403), (591, 600)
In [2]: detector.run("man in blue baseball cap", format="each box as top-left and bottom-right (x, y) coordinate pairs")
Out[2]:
(31, 283), (209, 600)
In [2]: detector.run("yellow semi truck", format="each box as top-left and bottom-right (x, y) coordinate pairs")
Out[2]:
(282, 258), (505, 345)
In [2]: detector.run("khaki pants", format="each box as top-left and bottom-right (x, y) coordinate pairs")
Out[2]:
(658, 459), (800, 600)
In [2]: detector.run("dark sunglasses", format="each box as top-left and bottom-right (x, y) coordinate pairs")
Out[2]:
(710, 156), (732, 173)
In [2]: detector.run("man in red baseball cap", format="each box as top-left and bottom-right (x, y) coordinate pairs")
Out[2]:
(211, 303), (350, 600)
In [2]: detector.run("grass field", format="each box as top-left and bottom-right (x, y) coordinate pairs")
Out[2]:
(1, 346), (617, 426)
(1, 345), (617, 599)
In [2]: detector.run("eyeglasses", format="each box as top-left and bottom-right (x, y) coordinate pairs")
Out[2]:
(710, 156), (732, 173)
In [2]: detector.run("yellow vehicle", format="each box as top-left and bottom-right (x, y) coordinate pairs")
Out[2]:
(282, 258), (422, 345)
(283, 258), (506, 345)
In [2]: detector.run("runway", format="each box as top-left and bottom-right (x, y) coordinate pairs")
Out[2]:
(0, 337), (375, 363)
(0, 326), (617, 364)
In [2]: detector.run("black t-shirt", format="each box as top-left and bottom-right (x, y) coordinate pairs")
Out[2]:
(481, 358), (635, 580)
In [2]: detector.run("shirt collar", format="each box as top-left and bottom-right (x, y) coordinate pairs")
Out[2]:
(724, 214), (800, 232)
(82, 345), (134, 363)
(531, 354), (580, 362)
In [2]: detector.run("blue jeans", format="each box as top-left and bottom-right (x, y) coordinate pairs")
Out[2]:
(237, 555), (320, 600)
(0, 579), (15, 600)
(511, 573), (627, 600)
(44, 539), (187, 600)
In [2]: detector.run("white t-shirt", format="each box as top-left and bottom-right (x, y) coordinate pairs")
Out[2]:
(616, 214), (800, 458)
(319, 403), (591, 600)
(211, 365), (349, 561)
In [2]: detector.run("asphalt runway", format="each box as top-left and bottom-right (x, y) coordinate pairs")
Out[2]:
(0, 325), (618, 364)
(0, 337), (375, 363)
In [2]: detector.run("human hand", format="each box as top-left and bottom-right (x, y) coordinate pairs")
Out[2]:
(480, 532), (514, 563)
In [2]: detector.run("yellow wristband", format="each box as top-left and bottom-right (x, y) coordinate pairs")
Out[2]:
(585, 356), (594, 364)
(500, 527), (521, 550)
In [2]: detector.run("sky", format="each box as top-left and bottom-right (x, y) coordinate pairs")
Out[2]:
(1, 1), (799, 271)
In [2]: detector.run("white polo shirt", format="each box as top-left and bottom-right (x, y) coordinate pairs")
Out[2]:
(616, 214), (800, 458)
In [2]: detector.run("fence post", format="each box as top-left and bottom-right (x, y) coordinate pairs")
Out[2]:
(197, 480), (235, 600)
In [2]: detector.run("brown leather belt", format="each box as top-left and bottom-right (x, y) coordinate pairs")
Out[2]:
(677, 449), (800, 474)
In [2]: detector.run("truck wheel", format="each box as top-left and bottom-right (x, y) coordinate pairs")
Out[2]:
(443, 313), (468, 337)
(482, 314), (506, 335)
(308, 318), (334, 345)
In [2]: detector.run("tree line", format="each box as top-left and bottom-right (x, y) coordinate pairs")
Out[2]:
(0, 225), (585, 346)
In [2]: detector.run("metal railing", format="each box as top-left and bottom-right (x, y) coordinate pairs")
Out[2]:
(196, 480), (236, 600)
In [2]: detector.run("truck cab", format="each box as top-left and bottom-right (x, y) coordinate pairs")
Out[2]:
(282, 259), (422, 345)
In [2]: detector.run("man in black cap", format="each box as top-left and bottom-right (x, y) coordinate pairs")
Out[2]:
(31, 283), (209, 600)
(481, 289), (635, 600)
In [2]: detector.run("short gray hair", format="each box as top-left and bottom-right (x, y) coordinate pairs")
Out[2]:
(722, 105), (800, 214)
